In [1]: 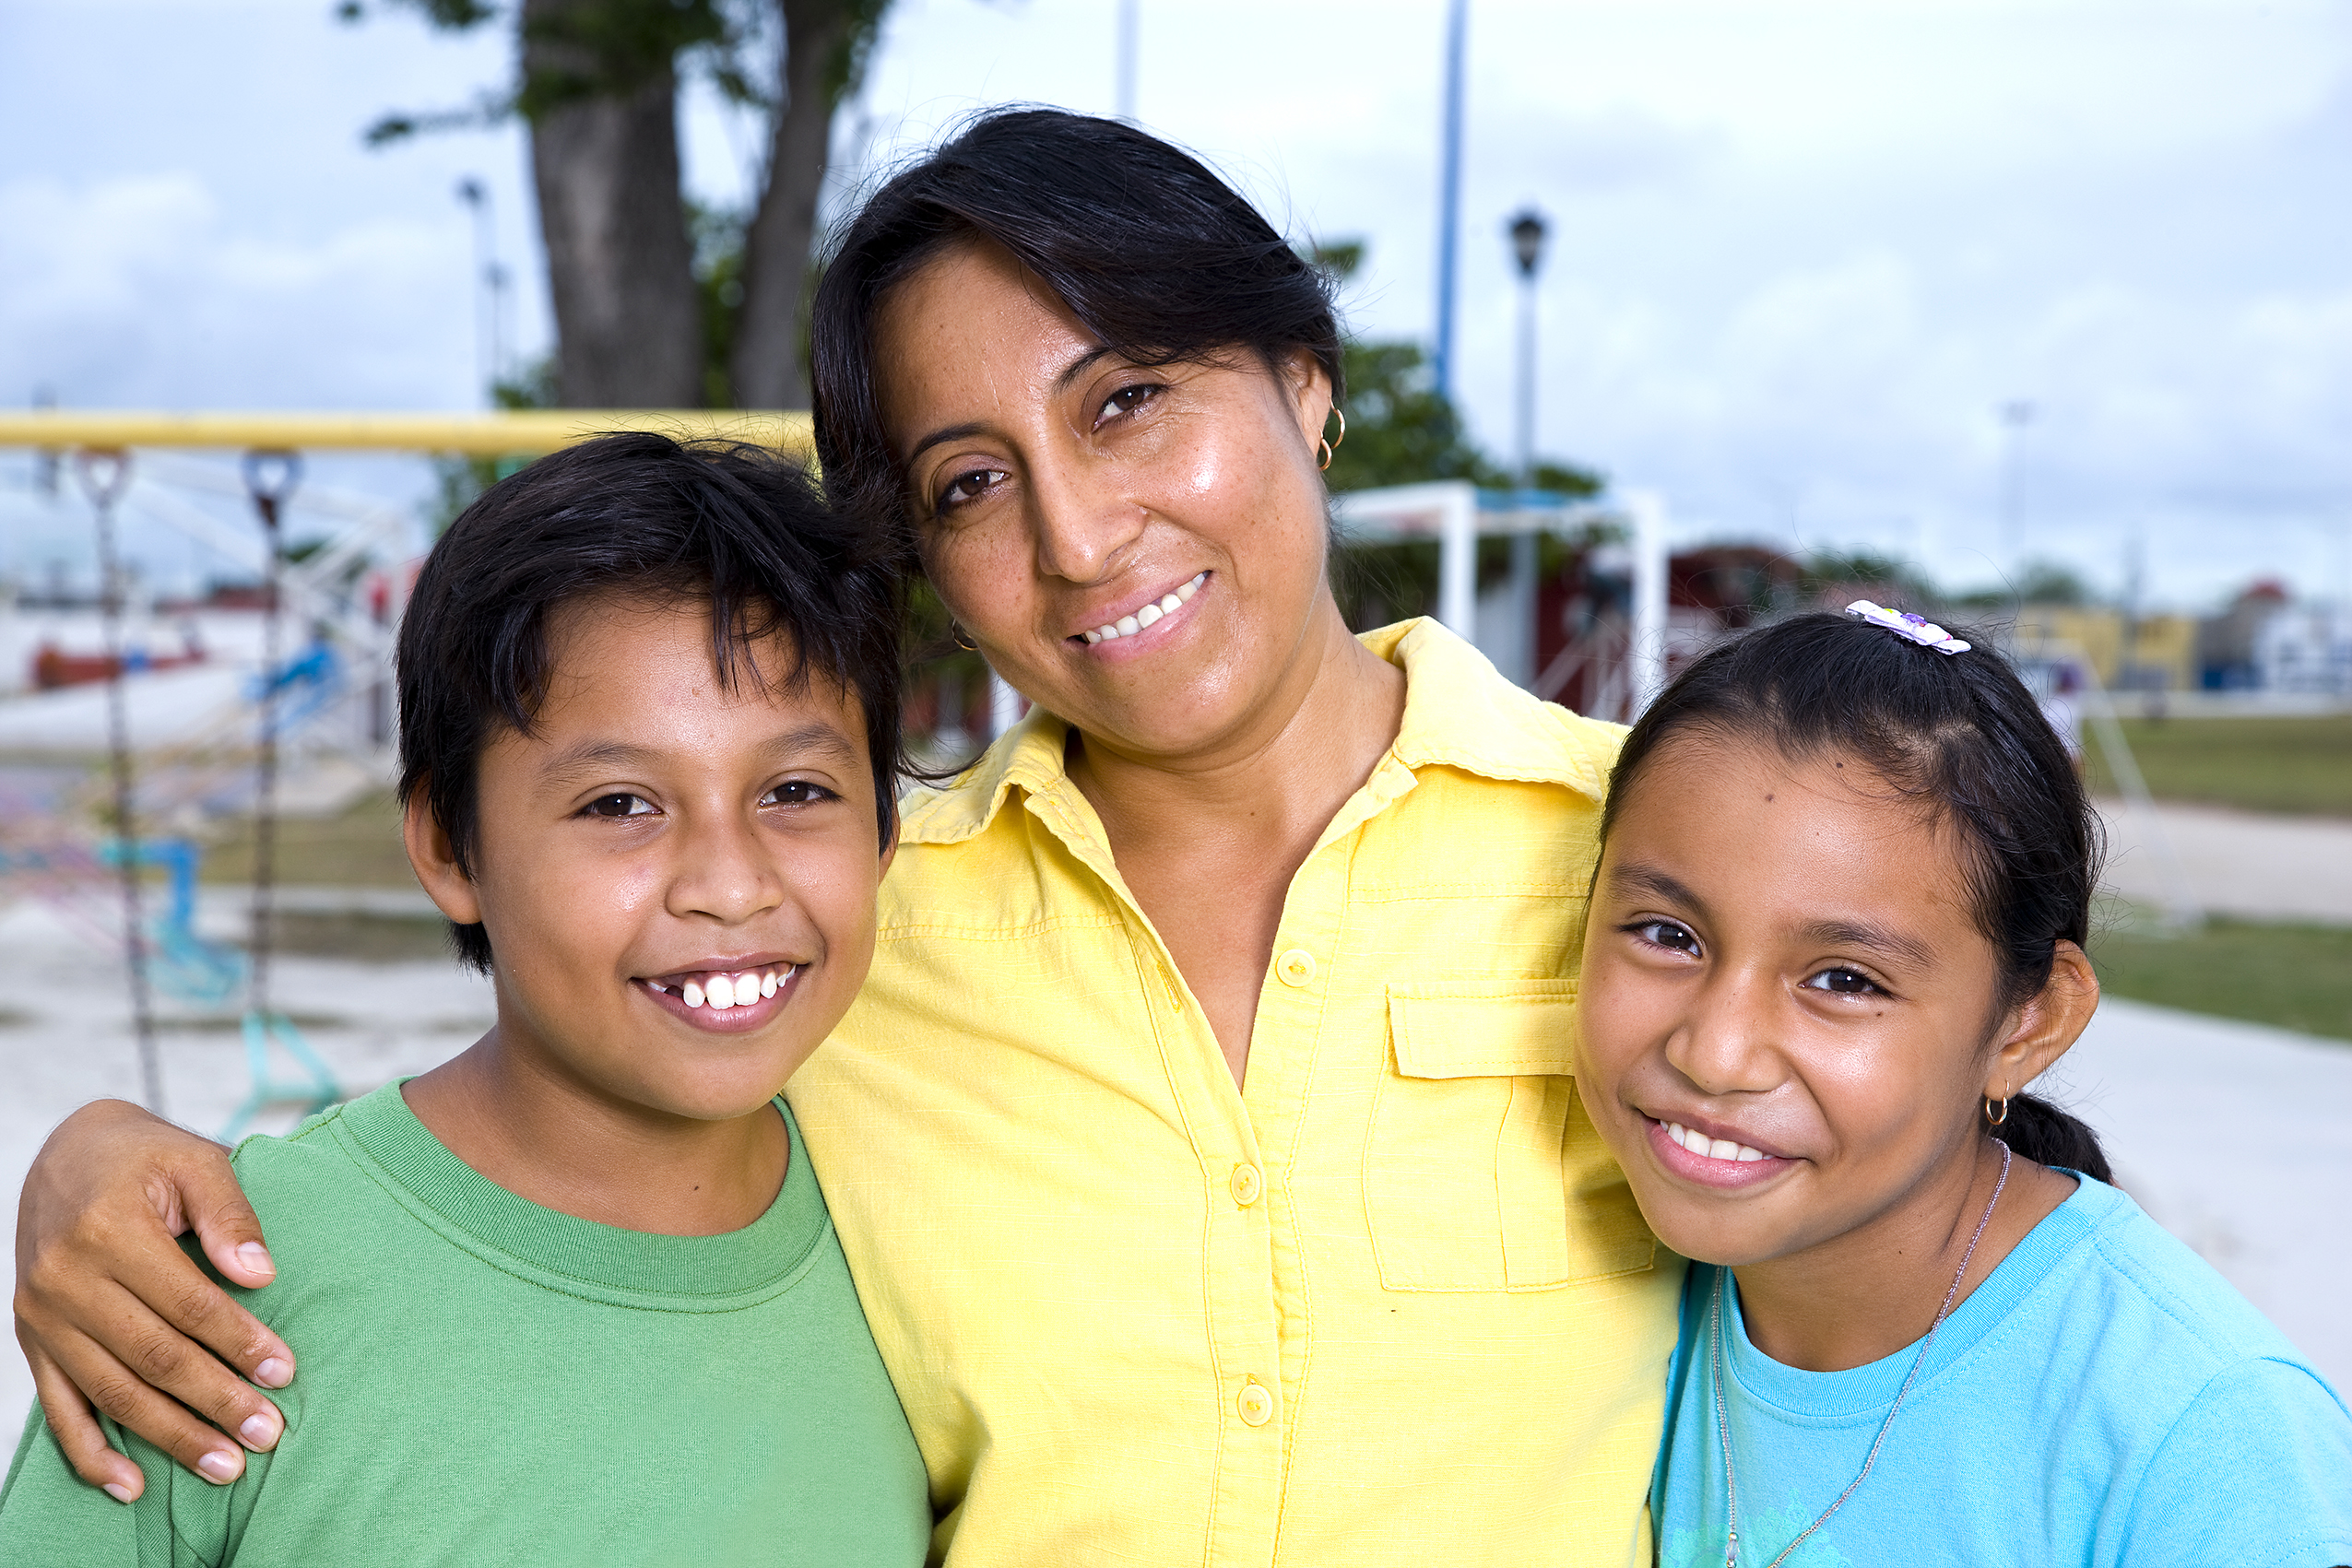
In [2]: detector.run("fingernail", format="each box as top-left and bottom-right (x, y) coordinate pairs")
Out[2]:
(196, 1450), (242, 1484)
(235, 1243), (275, 1279)
(254, 1357), (292, 1389)
(238, 1413), (278, 1450)
(102, 1483), (136, 1504)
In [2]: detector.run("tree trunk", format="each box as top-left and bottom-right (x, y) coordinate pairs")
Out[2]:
(524, 0), (703, 407)
(731, 0), (851, 411)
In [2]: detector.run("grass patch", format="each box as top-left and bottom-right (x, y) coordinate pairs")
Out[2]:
(202, 789), (418, 889)
(2091, 914), (2352, 1043)
(261, 910), (455, 962)
(2086, 715), (2352, 817)
(155, 1013), (353, 1033)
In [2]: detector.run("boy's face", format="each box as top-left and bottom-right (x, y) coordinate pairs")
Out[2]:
(409, 595), (888, 1123)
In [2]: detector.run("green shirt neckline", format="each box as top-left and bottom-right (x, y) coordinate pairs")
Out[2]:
(317, 1080), (826, 1304)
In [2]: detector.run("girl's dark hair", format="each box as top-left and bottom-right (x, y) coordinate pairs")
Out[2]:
(1599, 611), (2114, 1183)
(396, 432), (903, 973)
(810, 107), (1344, 552)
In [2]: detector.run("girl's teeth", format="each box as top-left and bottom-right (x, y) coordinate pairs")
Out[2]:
(682, 980), (704, 1008)
(1666, 1121), (1767, 1163)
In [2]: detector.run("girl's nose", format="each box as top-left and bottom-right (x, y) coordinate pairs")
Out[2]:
(1664, 969), (1786, 1097)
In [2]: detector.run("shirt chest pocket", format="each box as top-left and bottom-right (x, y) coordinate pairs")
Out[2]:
(1364, 981), (1655, 1292)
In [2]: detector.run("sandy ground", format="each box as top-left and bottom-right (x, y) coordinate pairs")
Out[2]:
(2101, 799), (2352, 924)
(0, 890), (2345, 1459)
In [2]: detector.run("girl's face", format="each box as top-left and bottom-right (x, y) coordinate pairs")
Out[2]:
(873, 238), (1340, 762)
(1574, 732), (2083, 1267)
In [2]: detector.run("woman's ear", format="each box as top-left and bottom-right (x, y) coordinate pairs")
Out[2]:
(1282, 348), (1333, 451)
(402, 786), (483, 927)
(1986, 939), (2100, 1100)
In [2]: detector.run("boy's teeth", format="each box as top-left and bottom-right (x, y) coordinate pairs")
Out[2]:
(682, 980), (704, 1008)
(707, 974), (736, 1009)
(761, 970), (778, 998)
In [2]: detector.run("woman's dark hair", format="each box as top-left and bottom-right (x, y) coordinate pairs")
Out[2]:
(810, 107), (1344, 552)
(396, 432), (903, 972)
(1598, 610), (2114, 1183)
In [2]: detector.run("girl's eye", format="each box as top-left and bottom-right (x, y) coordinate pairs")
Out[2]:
(762, 780), (837, 808)
(935, 466), (1009, 514)
(1802, 967), (1883, 996)
(1096, 383), (1159, 424)
(583, 793), (655, 819)
(1628, 919), (1701, 957)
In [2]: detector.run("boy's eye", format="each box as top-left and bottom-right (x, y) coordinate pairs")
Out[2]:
(1627, 919), (1701, 956)
(1095, 383), (1159, 425)
(762, 780), (837, 808)
(1802, 967), (1883, 996)
(582, 792), (655, 819)
(935, 466), (1008, 514)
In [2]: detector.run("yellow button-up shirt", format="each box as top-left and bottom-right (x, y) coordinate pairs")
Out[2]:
(789, 619), (1684, 1567)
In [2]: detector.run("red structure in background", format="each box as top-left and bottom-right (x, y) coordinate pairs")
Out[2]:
(1535, 544), (1805, 720)
(31, 637), (208, 690)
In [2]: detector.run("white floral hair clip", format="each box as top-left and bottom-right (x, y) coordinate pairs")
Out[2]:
(1845, 599), (1971, 655)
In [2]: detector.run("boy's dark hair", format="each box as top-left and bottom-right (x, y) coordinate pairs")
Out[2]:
(396, 432), (903, 972)
(810, 107), (1344, 553)
(1599, 610), (2114, 1183)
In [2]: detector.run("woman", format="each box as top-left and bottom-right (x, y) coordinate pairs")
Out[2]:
(13, 112), (1681, 1564)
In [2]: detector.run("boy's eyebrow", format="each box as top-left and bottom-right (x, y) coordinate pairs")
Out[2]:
(538, 723), (863, 784)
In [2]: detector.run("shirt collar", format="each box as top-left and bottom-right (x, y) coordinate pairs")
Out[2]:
(896, 617), (1614, 849)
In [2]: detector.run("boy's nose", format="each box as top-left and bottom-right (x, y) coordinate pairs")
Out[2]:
(667, 817), (785, 924)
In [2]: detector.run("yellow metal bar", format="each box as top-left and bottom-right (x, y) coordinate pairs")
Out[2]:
(0, 409), (812, 457)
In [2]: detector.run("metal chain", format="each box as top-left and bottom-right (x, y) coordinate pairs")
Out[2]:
(1713, 1141), (2013, 1566)
(242, 451), (301, 1029)
(78, 450), (162, 1113)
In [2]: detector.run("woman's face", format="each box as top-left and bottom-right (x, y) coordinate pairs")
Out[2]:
(874, 239), (1338, 762)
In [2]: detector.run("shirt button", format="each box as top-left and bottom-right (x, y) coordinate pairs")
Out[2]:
(1275, 949), (1317, 986)
(1236, 1380), (1274, 1427)
(1230, 1162), (1263, 1207)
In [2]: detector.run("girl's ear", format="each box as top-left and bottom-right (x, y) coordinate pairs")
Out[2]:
(402, 786), (484, 928)
(1985, 939), (2100, 1100)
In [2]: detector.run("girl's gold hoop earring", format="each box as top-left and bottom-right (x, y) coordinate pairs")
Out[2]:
(951, 623), (978, 653)
(1984, 1093), (2011, 1127)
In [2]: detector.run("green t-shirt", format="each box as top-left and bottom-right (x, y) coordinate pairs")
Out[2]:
(0, 1082), (931, 1567)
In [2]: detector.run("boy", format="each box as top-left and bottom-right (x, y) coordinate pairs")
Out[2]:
(0, 434), (930, 1564)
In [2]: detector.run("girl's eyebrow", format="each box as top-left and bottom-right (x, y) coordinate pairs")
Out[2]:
(1797, 918), (1936, 970)
(1608, 863), (1707, 914)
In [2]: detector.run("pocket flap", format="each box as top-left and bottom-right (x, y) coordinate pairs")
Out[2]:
(1387, 981), (1578, 1079)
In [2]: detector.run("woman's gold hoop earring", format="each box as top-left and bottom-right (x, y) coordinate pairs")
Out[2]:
(1984, 1092), (2011, 1128)
(1318, 407), (1346, 471)
(951, 623), (977, 653)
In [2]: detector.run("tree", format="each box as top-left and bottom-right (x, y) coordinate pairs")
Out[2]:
(350, 0), (887, 407)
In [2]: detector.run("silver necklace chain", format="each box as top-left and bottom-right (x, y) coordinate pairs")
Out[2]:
(1710, 1140), (2011, 1568)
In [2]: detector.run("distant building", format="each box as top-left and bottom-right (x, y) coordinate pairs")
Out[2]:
(2007, 605), (2197, 692)
(2253, 602), (2352, 696)
(2195, 581), (2289, 690)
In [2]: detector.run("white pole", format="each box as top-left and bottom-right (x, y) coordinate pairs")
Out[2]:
(987, 668), (1023, 739)
(1628, 489), (1669, 717)
(1437, 480), (1477, 637)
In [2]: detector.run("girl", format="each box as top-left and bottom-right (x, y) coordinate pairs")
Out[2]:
(1574, 605), (2352, 1567)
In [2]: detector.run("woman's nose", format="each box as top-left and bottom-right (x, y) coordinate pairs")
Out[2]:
(1024, 455), (1149, 585)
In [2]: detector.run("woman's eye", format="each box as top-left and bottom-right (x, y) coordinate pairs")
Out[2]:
(1096, 383), (1159, 424)
(935, 466), (1008, 513)
(1629, 919), (1701, 956)
(583, 793), (655, 819)
(762, 781), (837, 808)
(1802, 967), (1883, 996)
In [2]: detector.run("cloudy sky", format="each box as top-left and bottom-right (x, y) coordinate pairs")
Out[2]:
(5, 0), (2350, 607)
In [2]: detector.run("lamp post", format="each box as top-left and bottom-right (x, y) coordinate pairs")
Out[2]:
(1506, 206), (1548, 686)
(455, 178), (509, 403)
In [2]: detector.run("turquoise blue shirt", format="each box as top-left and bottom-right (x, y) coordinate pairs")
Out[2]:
(1652, 1174), (2352, 1568)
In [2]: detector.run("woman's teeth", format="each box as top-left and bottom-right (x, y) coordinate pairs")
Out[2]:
(649, 967), (793, 1012)
(1664, 1121), (1769, 1163)
(1082, 572), (1204, 644)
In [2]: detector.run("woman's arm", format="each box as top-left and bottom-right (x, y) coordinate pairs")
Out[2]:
(12, 1101), (294, 1500)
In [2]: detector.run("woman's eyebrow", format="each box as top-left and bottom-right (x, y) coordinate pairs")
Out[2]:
(905, 420), (989, 466)
(903, 348), (1121, 465)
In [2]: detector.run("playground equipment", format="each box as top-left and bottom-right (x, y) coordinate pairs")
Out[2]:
(1, 409), (809, 1132)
